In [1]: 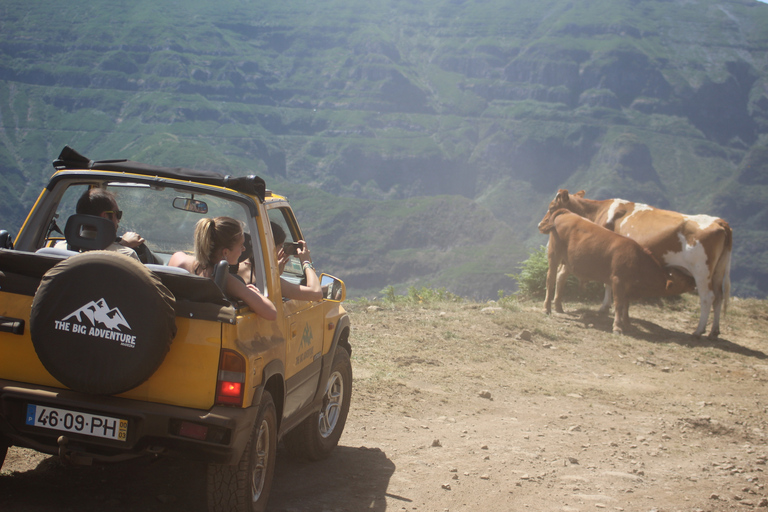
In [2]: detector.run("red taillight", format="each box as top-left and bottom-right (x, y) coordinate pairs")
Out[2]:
(218, 381), (242, 398)
(215, 349), (246, 406)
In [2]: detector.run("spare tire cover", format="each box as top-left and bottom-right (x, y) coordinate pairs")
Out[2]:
(30, 251), (177, 395)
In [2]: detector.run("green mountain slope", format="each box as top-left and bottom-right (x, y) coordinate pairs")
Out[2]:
(1, 0), (767, 297)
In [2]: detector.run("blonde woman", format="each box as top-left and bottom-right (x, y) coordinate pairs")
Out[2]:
(169, 217), (277, 321)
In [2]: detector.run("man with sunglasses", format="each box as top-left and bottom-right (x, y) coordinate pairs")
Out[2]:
(56, 188), (144, 260)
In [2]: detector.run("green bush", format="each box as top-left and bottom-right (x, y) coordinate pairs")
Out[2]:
(510, 246), (604, 301)
(379, 285), (462, 305)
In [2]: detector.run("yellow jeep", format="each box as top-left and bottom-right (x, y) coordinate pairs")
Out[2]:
(0, 146), (352, 512)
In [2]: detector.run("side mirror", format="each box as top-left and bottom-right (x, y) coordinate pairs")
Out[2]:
(320, 274), (345, 302)
(173, 197), (209, 214)
(0, 230), (13, 249)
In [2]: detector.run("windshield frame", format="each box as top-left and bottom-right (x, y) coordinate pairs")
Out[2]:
(19, 170), (270, 297)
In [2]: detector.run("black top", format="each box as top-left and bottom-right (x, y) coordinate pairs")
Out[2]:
(53, 146), (266, 201)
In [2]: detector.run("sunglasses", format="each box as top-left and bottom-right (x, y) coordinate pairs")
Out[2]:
(104, 210), (123, 221)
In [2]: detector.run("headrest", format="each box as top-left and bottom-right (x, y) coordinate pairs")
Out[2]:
(64, 214), (117, 251)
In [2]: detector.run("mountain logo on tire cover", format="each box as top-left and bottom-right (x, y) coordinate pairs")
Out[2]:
(54, 298), (137, 348)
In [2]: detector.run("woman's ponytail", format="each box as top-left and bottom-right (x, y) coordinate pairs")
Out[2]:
(193, 216), (243, 272)
(194, 218), (216, 269)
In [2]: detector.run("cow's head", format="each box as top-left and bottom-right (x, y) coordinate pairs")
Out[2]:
(545, 189), (586, 213)
(538, 208), (569, 234)
(664, 267), (697, 296)
(539, 190), (570, 232)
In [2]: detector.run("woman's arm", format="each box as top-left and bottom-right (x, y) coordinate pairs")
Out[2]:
(226, 277), (277, 321)
(280, 241), (322, 301)
(171, 252), (276, 320)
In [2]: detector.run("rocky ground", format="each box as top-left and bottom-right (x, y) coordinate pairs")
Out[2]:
(2, 293), (768, 511)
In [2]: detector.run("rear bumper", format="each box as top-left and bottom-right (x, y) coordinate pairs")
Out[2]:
(0, 380), (258, 465)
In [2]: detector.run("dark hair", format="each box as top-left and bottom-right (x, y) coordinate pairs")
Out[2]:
(76, 188), (117, 216)
(194, 216), (243, 271)
(271, 222), (287, 245)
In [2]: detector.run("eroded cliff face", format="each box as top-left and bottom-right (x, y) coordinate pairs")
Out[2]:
(1, 0), (768, 297)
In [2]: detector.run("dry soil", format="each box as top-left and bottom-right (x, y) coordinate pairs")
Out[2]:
(2, 294), (768, 512)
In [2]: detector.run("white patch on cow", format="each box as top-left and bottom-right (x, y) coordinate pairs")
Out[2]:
(683, 214), (718, 230)
(606, 199), (630, 226)
(663, 232), (714, 335)
(617, 202), (652, 231)
(662, 233), (709, 285)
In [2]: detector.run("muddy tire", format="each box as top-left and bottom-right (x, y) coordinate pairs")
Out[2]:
(283, 346), (352, 460)
(29, 251), (176, 395)
(207, 392), (277, 512)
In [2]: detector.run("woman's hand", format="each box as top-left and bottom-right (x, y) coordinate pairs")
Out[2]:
(277, 246), (289, 275)
(295, 240), (311, 262)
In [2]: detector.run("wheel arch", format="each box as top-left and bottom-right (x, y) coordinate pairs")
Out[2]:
(312, 313), (351, 405)
(252, 359), (285, 432)
(333, 313), (352, 357)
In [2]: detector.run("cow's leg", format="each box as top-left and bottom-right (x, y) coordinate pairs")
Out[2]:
(544, 259), (559, 315)
(621, 299), (630, 330)
(611, 277), (623, 335)
(598, 285), (612, 314)
(692, 282), (715, 338)
(708, 259), (730, 339)
(708, 284), (723, 339)
(554, 264), (569, 313)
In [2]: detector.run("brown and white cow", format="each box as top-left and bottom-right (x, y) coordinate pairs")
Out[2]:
(538, 190), (732, 338)
(538, 209), (694, 334)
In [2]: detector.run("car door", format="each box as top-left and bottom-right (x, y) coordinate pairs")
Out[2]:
(266, 205), (325, 419)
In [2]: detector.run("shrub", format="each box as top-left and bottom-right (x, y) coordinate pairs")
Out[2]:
(510, 246), (603, 302)
(379, 285), (462, 305)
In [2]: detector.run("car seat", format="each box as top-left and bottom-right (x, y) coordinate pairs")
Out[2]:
(63, 214), (117, 251)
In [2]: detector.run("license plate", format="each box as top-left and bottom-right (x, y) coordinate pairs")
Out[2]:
(25, 404), (128, 442)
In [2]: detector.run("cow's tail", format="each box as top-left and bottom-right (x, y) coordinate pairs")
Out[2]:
(717, 220), (732, 316)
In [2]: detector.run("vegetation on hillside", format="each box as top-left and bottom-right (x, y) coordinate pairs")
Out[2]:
(1, 0), (768, 297)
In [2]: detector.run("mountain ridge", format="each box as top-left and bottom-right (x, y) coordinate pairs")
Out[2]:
(1, 0), (768, 297)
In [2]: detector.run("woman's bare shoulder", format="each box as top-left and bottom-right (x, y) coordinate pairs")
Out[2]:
(169, 251), (195, 273)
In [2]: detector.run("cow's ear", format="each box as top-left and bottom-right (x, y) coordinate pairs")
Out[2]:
(574, 190), (586, 198)
(557, 189), (569, 203)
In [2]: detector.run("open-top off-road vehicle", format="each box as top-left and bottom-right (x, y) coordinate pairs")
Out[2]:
(0, 146), (352, 511)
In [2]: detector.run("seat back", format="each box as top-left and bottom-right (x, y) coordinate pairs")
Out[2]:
(145, 264), (190, 275)
(212, 260), (229, 292)
(36, 247), (78, 258)
(64, 214), (117, 251)
(0, 230), (13, 249)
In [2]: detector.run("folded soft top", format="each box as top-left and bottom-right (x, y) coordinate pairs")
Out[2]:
(53, 145), (266, 200)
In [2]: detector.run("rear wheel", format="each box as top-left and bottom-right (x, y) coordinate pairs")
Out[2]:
(284, 346), (352, 460)
(207, 392), (277, 512)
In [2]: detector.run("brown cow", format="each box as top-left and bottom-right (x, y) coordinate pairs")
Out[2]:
(539, 190), (732, 338)
(539, 209), (693, 335)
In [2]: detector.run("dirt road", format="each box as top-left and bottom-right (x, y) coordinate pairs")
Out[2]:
(3, 295), (768, 511)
